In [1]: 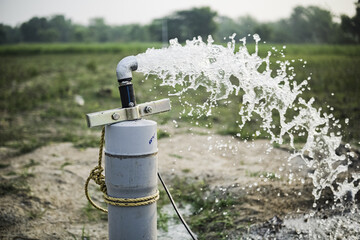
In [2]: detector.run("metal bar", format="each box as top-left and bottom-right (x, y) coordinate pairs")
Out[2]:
(86, 98), (171, 128)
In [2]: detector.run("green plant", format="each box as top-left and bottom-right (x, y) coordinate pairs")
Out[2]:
(164, 176), (244, 239)
(169, 154), (183, 159)
(86, 61), (97, 73)
(28, 208), (46, 220)
(81, 226), (90, 240)
(60, 161), (72, 170)
(81, 202), (107, 222)
(158, 210), (170, 232)
(158, 129), (170, 139)
(0, 175), (31, 196)
(23, 159), (39, 168)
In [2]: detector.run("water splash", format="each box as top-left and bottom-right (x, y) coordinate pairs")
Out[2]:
(136, 35), (359, 204)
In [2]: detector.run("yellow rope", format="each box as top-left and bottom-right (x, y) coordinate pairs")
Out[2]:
(84, 126), (159, 212)
(103, 190), (160, 207)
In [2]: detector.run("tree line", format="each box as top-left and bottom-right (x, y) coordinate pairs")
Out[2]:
(1, 3), (359, 44)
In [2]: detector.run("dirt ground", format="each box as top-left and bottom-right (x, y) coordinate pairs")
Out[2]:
(0, 125), (357, 239)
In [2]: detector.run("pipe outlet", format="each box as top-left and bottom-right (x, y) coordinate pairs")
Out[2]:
(116, 56), (138, 81)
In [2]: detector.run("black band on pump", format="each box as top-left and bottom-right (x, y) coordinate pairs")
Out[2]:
(119, 82), (136, 108)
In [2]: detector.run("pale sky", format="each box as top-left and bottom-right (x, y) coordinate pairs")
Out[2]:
(0, 0), (357, 26)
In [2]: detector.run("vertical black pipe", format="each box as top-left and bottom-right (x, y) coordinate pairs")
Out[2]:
(118, 80), (136, 108)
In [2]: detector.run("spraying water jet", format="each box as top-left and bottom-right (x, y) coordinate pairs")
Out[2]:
(135, 35), (360, 238)
(136, 35), (359, 206)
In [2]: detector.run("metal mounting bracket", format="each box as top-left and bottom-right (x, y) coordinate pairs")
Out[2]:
(86, 98), (171, 128)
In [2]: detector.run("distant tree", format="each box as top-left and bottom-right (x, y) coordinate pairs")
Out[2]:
(111, 25), (129, 42)
(0, 25), (5, 44)
(149, 7), (217, 42)
(11, 15), (73, 43)
(72, 24), (89, 42)
(214, 15), (258, 42)
(20, 17), (49, 42)
(148, 19), (163, 42)
(1, 5), (358, 44)
(38, 28), (59, 42)
(214, 16), (238, 41)
(288, 6), (337, 43)
(127, 24), (149, 41)
(0, 24), (21, 44)
(254, 23), (273, 41)
(270, 19), (293, 43)
(215, 6), (344, 44)
(167, 17), (186, 41)
(89, 18), (110, 42)
(236, 15), (258, 37)
(111, 24), (150, 42)
(341, 0), (360, 43)
(48, 15), (73, 42)
(176, 7), (217, 41)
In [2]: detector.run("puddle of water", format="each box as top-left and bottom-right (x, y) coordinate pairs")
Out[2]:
(158, 204), (194, 240)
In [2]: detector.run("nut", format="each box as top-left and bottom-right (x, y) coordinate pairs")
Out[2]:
(112, 113), (120, 120)
(144, 106), (153, 113)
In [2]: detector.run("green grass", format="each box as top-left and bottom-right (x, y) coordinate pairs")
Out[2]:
(160, 176), (244, 240)
(157, 129), (170, 139)
(158, 209), (170, 232)
(81, 226), (91, 240)
(23, 159), (40, 168)
(60, 161), (72, 170)
(81, 202), (107, 222)
(0, 172), (32, 196)
(0, 43), (359, 156)
(27, 208), (46, 220)
(169, 154), (183, 159)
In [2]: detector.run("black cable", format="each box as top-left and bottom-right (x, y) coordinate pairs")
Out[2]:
(157, 172), (198, 240)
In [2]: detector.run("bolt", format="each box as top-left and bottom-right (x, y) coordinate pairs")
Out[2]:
(144, 106), (153, 113)
(112, 113), (120, 120)
(129, 102), (135, 107)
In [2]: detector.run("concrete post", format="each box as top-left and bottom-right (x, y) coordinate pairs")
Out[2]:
(105, 119), (158, 240)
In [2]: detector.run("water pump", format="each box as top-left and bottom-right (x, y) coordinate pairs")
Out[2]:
(85, 56), (170, 239)
(86, 56), (170, 128)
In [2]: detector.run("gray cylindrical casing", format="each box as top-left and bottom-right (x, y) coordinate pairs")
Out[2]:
(105, 119), (158, 240)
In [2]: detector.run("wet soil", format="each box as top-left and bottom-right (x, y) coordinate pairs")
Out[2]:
(0, 126), (358, 239)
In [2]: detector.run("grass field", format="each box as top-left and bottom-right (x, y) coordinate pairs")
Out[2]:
(0, 42), (359, 156)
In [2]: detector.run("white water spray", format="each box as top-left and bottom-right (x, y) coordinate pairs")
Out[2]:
(136, 35), (359, 204)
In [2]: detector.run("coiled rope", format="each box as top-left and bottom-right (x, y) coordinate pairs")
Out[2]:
(84, 127), (159, 212)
